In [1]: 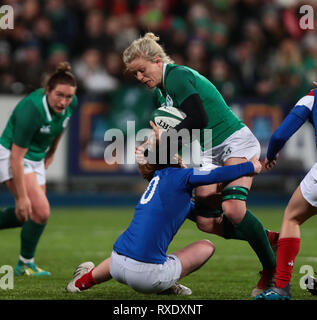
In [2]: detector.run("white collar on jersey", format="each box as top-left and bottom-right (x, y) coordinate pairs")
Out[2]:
(42, 95), (52, 122)
(42, 95), (66, 120)
(162, 63), (167, 88)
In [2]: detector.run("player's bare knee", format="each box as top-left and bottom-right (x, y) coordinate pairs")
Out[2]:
(221, 185), (249, 222)
(199, 239), (215, 259)
(31, 204), (50, 224)
(196, 216), (214, 233)
(31, 213), (50, 224)
(222, 200), (246, 221)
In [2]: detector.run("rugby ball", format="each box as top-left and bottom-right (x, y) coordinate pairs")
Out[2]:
(152, 106), (186, 130)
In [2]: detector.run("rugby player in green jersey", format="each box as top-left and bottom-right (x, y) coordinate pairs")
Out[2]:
(123, 33), (278, 296)
(0, 62), (77, 276)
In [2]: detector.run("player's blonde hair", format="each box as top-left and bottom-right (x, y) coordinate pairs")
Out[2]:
(123, 32), (174, 65)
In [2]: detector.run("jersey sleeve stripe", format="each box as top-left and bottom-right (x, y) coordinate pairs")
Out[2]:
(295, 95), (315, 111)
(42, 95), (52, 121)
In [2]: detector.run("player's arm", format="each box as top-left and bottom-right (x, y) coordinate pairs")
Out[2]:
(172, 94), (208, 133)
(44, 131), (64, 169)
(10, 143), (32, 222)
(161, 70), (208, 148)
(10, 102), (42, 221)
(167, 69), (208, 132)
(165, 94), (208, 146)
(151, 93), (207, 154)
(188, 158), (261, 188)
(265, 104), (311, 169)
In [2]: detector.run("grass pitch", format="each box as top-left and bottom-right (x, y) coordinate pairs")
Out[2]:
(0, 206), (316, 300)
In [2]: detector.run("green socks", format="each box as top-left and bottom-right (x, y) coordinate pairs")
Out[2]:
(20, 218), (47, 260)
(0, 207), (23, 229)
(234, 210), (276, 270)
(222, 213), (271, 242)
(222, 213), (247, 240)
(0, 207), (46, 261)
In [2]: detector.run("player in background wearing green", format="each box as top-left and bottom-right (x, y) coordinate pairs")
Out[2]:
(123, 33), (278, 296)
(0, 62), (77, 276)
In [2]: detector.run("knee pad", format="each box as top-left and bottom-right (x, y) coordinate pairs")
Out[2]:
(222, 186), (249, 202)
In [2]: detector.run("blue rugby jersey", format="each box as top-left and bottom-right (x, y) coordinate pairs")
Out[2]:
(113, 162), (254, 264)
(267, 89), (317, 161)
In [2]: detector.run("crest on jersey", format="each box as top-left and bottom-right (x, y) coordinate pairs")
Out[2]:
(165, 95), (173, 107)
(40, 125), (51, 134)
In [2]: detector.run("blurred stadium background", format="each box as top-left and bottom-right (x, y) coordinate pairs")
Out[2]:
(0, 0), (317, 207)
(1, 0), (317, 302)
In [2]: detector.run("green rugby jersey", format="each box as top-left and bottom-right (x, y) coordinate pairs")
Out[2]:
(0, 88), (78, 161)
(154, 64), (244, 150)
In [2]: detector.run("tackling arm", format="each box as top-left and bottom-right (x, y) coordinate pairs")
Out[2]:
(267, 105), (311, 161)
(188, 162), (255, 188)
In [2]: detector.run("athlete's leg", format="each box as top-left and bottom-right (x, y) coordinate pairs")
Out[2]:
(221, 157), (252, 223)
(254, 186), (316, 300)
(68, 240), (214, 293)
(0, 206), (22, 229)
(194, 186), (224, 235)
(194, 186), (248, 239)
(194, 181), (275, 242)
(92, 258), (112, 283)
(195, 184), (225, 232)
(25, 174), (49, 224)
(196, 215), (224, 236)
(194, 157), (276, 295)
(172, 239), (215, 278)
(275, 186), (316, 289)
(65, 257), (111, 293)
(0, 180), (23, 229)
(280, 186), (315, 238)
(68, 241), (214, 295)
(6, 173), (50, 275)
(221, 156), (276, 271)
(20, 173), (49, 259)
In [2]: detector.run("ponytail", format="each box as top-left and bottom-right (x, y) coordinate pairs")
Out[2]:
(45, 61), (77, 91)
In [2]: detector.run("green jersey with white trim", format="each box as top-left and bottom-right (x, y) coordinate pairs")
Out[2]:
(154, 64), (244, 149)
(0, 88), (77, 161)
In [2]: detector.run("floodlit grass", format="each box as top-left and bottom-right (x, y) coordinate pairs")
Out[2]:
(0, 206), (316, 300)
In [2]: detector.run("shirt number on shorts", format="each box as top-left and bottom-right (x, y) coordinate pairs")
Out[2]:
(140, 176), (160, 204)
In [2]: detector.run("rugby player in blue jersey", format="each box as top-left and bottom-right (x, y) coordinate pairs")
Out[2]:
(66, 144), (261, 295)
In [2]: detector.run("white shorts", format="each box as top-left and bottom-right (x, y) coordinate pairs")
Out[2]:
(200, 126), (261, 171)
(109, 251), (182, 294)
(300, 162), (317, 207)
(0, 144), (46, 185)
